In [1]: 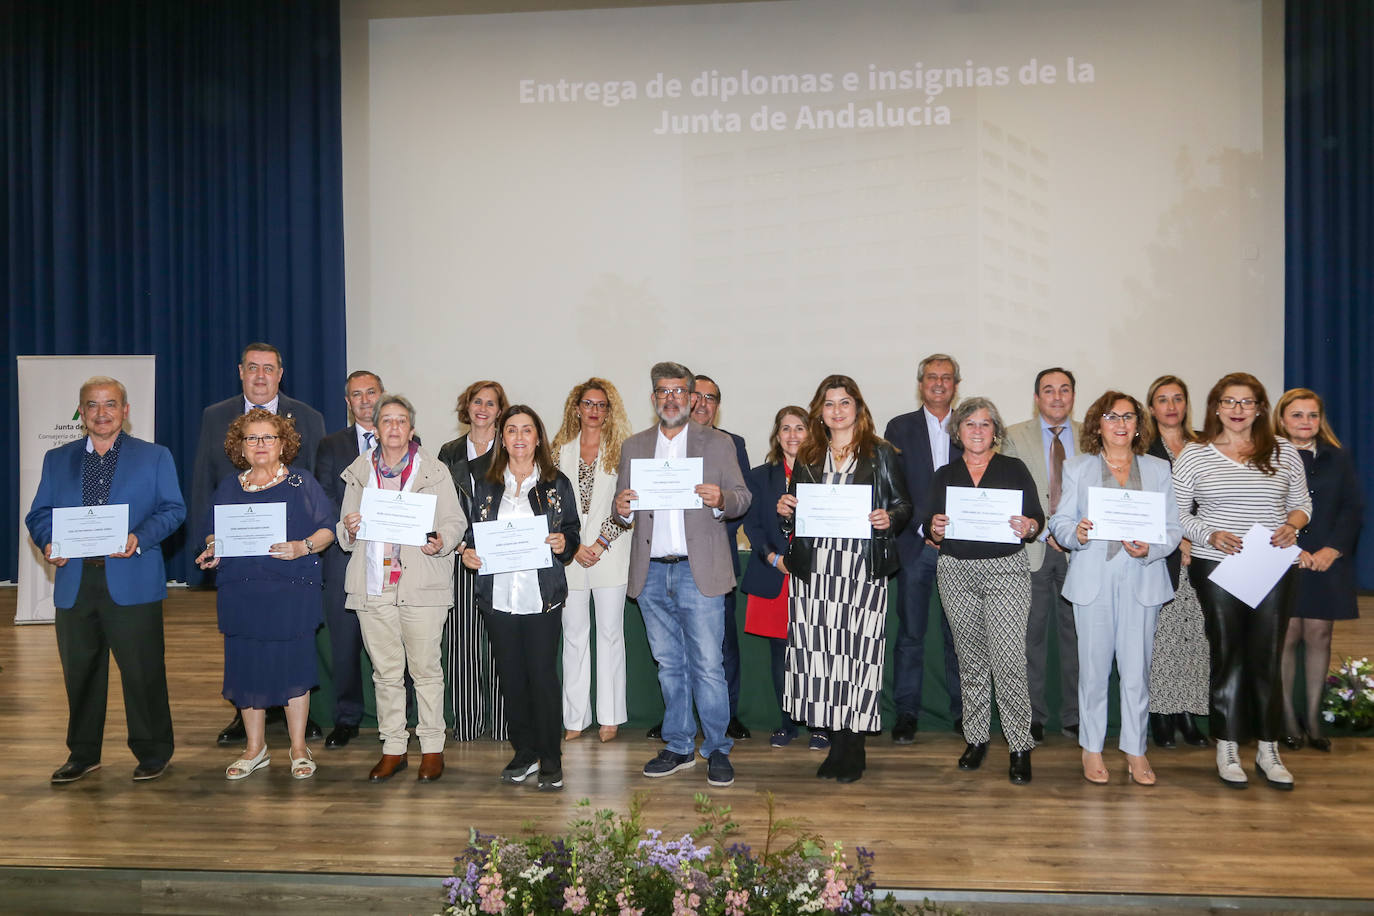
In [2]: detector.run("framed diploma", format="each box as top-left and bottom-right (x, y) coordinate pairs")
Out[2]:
(214, 502), (287, 558)
(629, 457), (704, 510)
(1085, 487), (1167, 544)
(358, 488), (438, 547)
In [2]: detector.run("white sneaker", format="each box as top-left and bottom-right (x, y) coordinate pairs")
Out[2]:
(1256, 740), (1295, 790)
(1215, 740), (1247, 788)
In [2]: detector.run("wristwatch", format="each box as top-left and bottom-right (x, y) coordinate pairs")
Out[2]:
(303, 537), (315, 554)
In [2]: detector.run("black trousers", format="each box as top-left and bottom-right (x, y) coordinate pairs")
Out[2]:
(1190, 559), (1296, 742)
(56, 564), (175, 766)
(482, 605), (562, 767)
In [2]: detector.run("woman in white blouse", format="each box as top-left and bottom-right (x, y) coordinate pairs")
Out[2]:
(550, 378), (633, 742)
(1172, 372), (1311, 790)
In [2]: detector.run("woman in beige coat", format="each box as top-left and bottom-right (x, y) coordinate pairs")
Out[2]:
(337, 394), (465, 783)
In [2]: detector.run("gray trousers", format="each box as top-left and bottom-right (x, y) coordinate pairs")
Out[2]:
(1026, 547), (1078, 728)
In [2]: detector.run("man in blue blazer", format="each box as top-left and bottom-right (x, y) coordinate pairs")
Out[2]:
(691, 374), (753, 740)
(27, 377), (186, 783)
(189, 341), (326, 744)
(882, 354), (964, 743)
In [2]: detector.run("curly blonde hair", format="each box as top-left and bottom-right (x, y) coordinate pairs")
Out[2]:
(224, 408), (301, 470)
(550, 377), (630, 473)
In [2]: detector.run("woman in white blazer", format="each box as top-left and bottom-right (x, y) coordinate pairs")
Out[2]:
(550, 378), (633, 742)
(1049, 391), (1181, 787)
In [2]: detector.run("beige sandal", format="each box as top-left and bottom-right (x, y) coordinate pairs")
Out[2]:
(291, 748), (316, 780)
(1081, 750), (1109, 785)
(226, 746), (269, 780)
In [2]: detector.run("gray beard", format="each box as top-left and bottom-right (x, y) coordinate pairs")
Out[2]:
(657, 410), (689, 430)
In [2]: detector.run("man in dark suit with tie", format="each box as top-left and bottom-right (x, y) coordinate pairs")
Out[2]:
(313, 369), (384, 749)
(189, 341), (327, 745)
(883, 354), (964, 744)
(690, 374), (752, 740)
(27, 376), (186, 783)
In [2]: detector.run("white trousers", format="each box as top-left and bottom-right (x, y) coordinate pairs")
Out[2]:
(1073, 552), (1161, 757)
(356, 587), (449, 755)
(560, 584), (629, 729)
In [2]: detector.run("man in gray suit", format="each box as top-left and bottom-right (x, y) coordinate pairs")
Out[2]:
(1000, 367), (1081, 742)
(614, 362), (751, 788)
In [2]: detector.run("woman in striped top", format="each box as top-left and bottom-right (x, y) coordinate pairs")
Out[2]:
(1172, 372), (1311, 790)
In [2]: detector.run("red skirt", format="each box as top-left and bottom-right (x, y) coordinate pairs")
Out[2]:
(744, 578), (789, 639)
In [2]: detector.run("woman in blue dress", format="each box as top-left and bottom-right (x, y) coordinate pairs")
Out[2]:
(196, 408), (335, 780)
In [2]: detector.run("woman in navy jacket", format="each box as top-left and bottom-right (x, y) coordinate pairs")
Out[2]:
(740, 406), (829, 749)
(1275, 388), (1364, 751)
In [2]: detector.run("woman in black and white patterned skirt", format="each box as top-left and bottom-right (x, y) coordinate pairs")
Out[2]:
(928, 397), (1044, 785)
(777, 375), (911, 784)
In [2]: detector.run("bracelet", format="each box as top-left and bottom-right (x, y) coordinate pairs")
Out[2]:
(770, 553), (780, 568)
(596, 535), (611, 550)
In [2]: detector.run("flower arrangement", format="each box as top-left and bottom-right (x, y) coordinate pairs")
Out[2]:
(1322, 656), (1374, 730)
(441, 793), (953, 915)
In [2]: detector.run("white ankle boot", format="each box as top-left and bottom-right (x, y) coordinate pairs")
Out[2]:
(1256, 740), (1295, 790)
(1216, 740), (1247, 788)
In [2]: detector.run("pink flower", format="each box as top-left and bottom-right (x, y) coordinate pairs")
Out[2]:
(820, 866), (848, 910)
(563, 882), (589, 913)
(672, 889), (701, 916)
(477, 873), (505, 914)
(615, 888), (644, 916)
(724, 888), (750, 916)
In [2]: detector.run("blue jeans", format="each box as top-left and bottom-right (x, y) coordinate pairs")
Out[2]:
(638, 560), (733, 758)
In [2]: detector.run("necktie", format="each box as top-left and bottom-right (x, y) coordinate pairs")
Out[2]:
(363, 431), (375, 453)
(250, 404), (267, 412)
(1049, 426), (1066, 514)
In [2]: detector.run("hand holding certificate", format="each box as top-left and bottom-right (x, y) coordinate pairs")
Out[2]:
(358, 488), (438, 547)
(51, 505), (130, 559)
(943, 487), (1023, 544)
(471, 515), (553, 575)
(795, 484), (872, 539)
(214, 502), (287, 557)
(1085, 487), (1167, 545)
(1208, 524), (1301, 608)
(628, 458), (704, 510)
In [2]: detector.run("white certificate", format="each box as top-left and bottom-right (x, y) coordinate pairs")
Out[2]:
(214, 502), (287, 558)
(1208, 524), (1302, 609)
(51, 505), (129, 559)
(629, 457), (703, 510)
(1086, 487), (1168, 544)
(795, 483), (872, 540)
(472, 515), (552, 575)
(945, 486), (1022, 544)
(358, 488), (438, 547)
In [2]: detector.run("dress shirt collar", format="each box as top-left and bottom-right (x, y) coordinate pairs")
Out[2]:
(244, 394), (280, 414)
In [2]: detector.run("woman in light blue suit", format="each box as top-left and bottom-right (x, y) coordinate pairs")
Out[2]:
(1049, 391), (1181, 786)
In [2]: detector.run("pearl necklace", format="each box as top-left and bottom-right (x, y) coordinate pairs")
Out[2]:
(240, 464), (287, 491)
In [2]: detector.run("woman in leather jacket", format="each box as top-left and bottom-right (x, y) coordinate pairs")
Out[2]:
(777, 374), (911, 782)
(461, 405), (580, 791)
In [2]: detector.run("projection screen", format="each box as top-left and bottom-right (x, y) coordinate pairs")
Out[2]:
(341, 0), (1283, 471)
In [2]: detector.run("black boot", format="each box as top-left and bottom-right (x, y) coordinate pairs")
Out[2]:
(817, 730), (843, 779)
(837, 732), (865, 784)
(1150, 712), (1177, 748)
(1175, 712), (1209, 747)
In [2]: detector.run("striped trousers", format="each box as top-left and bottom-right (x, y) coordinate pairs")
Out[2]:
(444, 566), (507, 741)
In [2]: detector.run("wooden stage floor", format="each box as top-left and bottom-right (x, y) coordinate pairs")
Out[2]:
(2, 587), (1373, 913)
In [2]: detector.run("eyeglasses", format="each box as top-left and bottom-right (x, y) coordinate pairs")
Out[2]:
(696, 393), (719, 404)
(1218, 398), (1259, 411)
(1100, 412), (1137, 424)
(242, 434), (279, 445)
(653, 387), (690, 400)
(579, 399), (609, 411)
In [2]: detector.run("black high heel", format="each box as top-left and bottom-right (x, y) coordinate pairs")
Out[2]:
(1150, 712), (1177, 748)
(1281, 733), (1306, 751)
(1305, 732), (1332, 752)
(1174, 712), (1210, 747)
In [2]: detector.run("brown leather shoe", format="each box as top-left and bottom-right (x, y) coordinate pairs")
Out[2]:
(417, 752), (444, 782)
(368, 753), (408, 782)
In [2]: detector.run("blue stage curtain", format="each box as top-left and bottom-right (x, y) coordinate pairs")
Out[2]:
(3, 0), (346, 582)
(1285, 2), (1374, 589)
